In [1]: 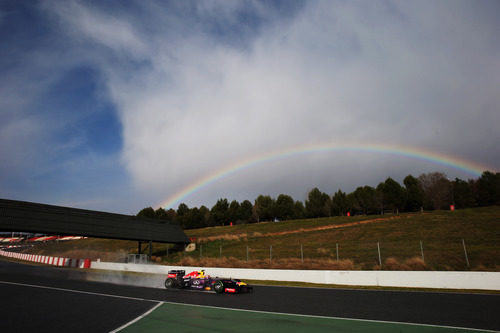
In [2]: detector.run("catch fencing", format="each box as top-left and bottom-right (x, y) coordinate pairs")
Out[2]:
(186, 238), (491, 270)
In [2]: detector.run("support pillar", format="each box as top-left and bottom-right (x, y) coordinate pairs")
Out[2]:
(149, 240), (153, 260)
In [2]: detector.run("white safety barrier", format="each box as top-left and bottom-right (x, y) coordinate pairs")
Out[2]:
(2, 250), (497, 290)
(0, 250), (91, 268)
(89, 261), (500, 291)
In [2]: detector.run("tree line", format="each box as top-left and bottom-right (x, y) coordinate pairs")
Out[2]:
(137, 171), (499, 229)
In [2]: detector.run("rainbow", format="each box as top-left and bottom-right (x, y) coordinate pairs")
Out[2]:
(159, 142), (493, 209)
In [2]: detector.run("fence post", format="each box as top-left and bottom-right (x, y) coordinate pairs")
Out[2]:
(336, 243), (339, 261)
(219, 245), (222, 258)
(300, 244), (304, 263)
(420, 240), (424, 263)
(270, 245), (272, 264)
(377, 242), (382, 267)
(462, 239), (470, 267)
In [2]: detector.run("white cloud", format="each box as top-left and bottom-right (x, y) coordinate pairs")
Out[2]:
(44, 0), (500, 208)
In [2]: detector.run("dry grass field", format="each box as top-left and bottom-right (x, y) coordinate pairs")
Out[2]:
(22, 206), (500, 271)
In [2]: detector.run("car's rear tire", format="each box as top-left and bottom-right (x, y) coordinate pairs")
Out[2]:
(214, 280), (224, 294)
(165, 278), (175, 289)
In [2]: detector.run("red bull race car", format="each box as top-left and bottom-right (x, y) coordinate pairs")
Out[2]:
(164, 269), (253, 294)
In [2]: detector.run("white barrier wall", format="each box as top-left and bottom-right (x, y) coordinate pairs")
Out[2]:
(90, 261), (500, 291)
(3, 250), (497, 290)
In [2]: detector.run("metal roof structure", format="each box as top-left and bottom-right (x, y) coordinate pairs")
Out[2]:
(0, 199), (189, 244)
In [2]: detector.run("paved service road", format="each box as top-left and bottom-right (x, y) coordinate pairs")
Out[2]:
(0, 258), (498, 332)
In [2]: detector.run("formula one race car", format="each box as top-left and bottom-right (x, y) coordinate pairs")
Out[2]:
(165, 269), (253, 294)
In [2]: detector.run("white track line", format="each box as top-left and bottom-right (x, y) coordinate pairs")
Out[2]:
(0, 280), (164, 333)
(0, 280), (156, 302)
(0, 280), (496, 332)
(157, 301), (498, 333)
(109, 301), (164, 333)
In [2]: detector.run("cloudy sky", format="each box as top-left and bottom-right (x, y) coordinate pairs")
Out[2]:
(1, 0), (499, 214)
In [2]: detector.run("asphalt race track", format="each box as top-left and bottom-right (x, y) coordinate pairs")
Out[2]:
(0, 258), (498, 332)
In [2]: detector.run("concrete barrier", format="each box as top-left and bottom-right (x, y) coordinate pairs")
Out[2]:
(2, 249), (497, 290)
(89, 261), (500, 291)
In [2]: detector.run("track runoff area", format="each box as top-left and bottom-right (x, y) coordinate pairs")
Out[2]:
(115, 301), (495, 333)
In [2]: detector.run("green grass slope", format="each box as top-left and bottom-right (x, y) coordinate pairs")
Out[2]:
(22, 206), (499, 271)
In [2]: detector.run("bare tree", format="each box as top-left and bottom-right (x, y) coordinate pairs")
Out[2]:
(418, 172), (452, 210)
